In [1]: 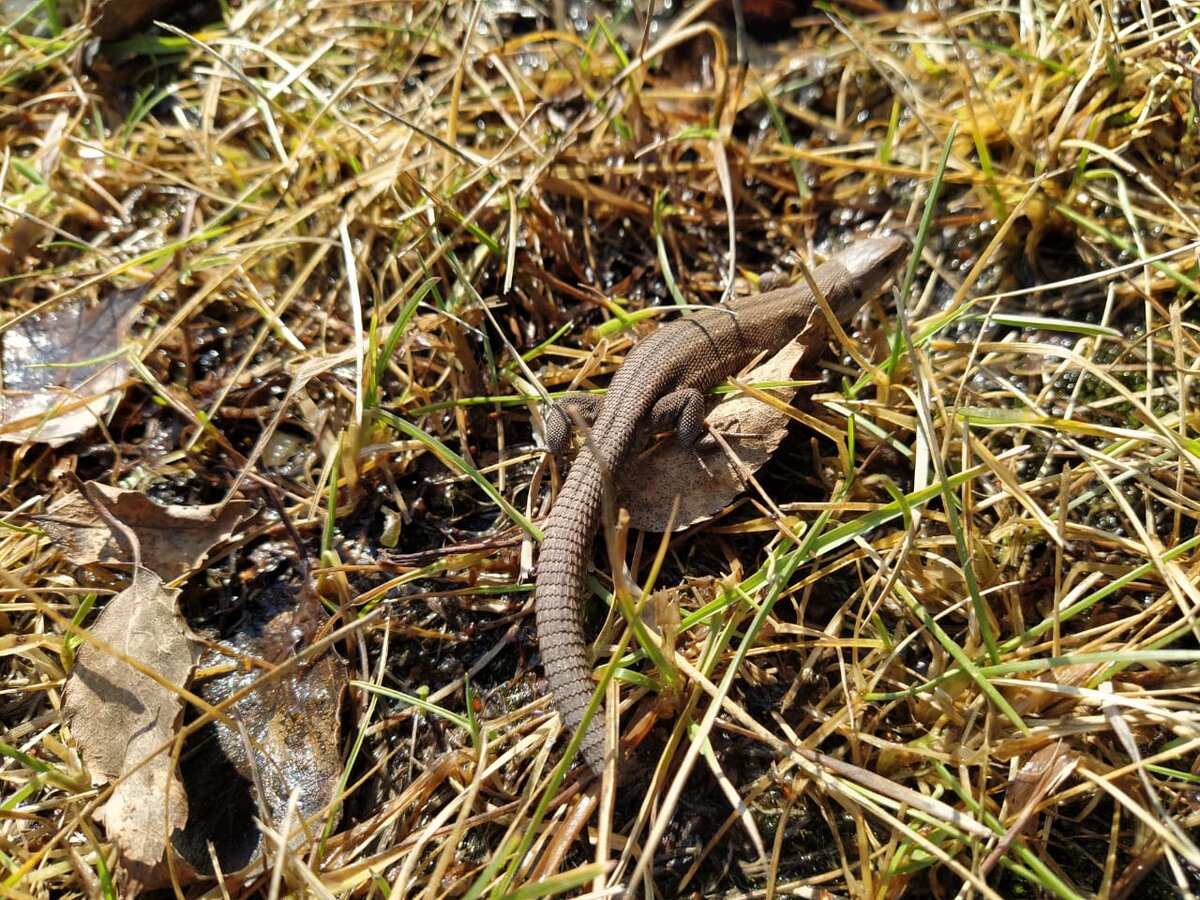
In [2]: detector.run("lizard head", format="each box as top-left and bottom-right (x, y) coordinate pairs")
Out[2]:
(832, 235), (911, 319)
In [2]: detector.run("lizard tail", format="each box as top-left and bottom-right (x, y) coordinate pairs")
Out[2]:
(534, 453), (608, 772)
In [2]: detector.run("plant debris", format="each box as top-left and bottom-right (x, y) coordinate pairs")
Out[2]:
(5, 0), (1200, 897)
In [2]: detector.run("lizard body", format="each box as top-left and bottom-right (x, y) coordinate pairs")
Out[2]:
(535, 236), (910, 772)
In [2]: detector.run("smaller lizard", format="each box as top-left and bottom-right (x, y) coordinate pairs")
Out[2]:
(535, 236), (910, 772)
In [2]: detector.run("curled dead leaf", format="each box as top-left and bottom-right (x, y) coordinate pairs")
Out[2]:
(35, 481), (255, 581)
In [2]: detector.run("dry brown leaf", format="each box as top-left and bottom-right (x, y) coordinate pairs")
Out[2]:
(87, 0), (178, 39)
(617, 336), (816, 531)
(0, 284), (145, 446)
(63, 566), (196, 895)
(35, 482), (255, 581)
(173, 584), (348, 875)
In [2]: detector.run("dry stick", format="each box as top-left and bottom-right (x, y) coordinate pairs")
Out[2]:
(531, 789), (600, 882)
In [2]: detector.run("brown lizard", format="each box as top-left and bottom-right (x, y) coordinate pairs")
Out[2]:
(535, 236), (910, 772)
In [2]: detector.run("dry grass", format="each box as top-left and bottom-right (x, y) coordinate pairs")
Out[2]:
(3, 0), (1200, 897)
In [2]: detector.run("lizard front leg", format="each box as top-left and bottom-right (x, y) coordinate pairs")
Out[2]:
(646, 388), (707, 447)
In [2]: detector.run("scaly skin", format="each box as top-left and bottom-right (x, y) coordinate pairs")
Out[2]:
(536, 236), (910, 772)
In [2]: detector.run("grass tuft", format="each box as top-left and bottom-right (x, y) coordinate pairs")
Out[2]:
(3, 0), (1200, 897)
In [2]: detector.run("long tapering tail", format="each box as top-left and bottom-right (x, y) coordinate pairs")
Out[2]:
(534, 450), (608, 771)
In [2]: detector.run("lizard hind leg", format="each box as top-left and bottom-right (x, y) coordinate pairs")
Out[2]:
(647, 387), (707, 447)
(544, 393), (605, 454)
